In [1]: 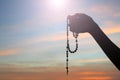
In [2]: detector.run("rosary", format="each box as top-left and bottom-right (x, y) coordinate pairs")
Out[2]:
(66, 16), (79, 76)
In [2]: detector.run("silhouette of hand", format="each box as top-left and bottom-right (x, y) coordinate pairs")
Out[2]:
(68, 13), (120, 71)
(68, 13), (99, 34)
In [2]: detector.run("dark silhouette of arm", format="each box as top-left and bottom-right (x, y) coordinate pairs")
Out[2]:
(68, 13), (120, 70)
(90, 26), (120, 70)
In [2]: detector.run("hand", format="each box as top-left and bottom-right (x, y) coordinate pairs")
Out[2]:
(68, 13), (99, 34)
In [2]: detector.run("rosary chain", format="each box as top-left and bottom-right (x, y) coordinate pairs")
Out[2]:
(66, 16), (79, 76)
(67, 38), (78, 53)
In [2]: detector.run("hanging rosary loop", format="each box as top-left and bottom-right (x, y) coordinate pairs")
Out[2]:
(66, 15), (79, 76)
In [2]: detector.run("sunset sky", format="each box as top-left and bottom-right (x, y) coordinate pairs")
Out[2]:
(0, 0), (120, 80)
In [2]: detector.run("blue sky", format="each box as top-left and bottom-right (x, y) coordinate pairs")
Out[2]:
(0, 0), (120, 80)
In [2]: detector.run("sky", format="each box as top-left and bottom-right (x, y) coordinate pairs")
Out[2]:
(0, 0), (120, 80)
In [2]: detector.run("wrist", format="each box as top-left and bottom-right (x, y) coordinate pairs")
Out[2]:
(89, 25), (101, 36)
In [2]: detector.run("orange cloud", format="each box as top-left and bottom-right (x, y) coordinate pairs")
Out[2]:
(0, 65), (119, 80)
(103, 26), (120, 34)
(79, 76), (111, 80)
(0, 48), (19, 56)
(80, 71), (106, 75)
(102, 21), (120, 34)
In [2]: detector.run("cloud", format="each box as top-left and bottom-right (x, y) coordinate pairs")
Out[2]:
(0, 65), (119, 80)
(79, 76), (111, 80)
(77, 58), (109, 63)
(90, 5), (112, 15)
(113, 12), (120, 17)
(0, 48), (19, 56)
(69, 58), (110, 67)
(87, 2), (120, 17)
(104, 26), (120, 34)
(102, 21), (120, 34)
